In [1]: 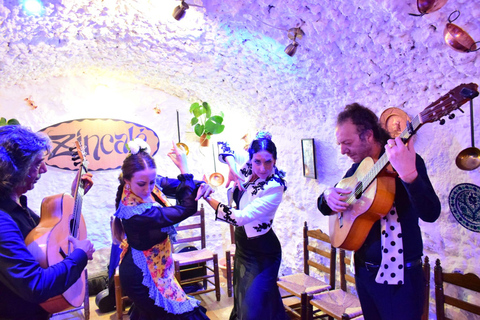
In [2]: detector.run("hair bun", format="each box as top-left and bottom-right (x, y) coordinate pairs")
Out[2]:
(255, 131), (272, 140)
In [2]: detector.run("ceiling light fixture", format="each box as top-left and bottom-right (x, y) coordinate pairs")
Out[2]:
(173, 0), (189, 20)
(285, 27), (305, 57)
(172, 0), (204, 21)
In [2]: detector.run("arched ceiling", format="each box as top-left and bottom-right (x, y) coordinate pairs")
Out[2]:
(0, 0), (479, 124)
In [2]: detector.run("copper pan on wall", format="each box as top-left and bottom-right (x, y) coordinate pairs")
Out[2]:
(209, 144), (224, 187)
(444, 11), (479, 53)
(409, 0), (448, 16)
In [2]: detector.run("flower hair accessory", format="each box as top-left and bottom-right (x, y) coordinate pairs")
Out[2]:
(255, 131), (272, 140)
(127, 138), (151, 155)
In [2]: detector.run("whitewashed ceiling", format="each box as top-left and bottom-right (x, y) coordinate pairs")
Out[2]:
(0, 0), (479, 121)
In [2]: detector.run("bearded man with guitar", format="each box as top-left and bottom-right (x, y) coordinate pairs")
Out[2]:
(318, 103), (441, 320)
(0, 125), (95, 320)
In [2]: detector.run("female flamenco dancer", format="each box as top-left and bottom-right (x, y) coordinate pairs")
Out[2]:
(202, 132), (288, 320)
(112, 139), (213, 320)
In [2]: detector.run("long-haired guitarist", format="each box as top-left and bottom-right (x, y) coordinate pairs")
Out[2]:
(0, 125), (95, 320)
(317, 103), (440, 320)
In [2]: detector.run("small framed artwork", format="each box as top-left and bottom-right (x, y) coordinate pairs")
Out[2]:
(301, 139), (317, 179)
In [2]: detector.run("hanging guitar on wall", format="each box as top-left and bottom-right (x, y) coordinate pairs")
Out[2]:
(25, 141), (89, 313)
(329, 82), (479, 251)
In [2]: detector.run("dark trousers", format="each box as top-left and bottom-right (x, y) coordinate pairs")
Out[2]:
(355, 263), (425, 320)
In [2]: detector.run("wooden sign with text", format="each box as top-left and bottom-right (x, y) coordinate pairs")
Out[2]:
(39, 118), (159, 171)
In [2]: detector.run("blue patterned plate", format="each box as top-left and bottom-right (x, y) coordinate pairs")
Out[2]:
(448, 183), (480, 232)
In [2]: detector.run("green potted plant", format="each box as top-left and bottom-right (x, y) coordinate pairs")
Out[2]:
(189, 102), (225, 146)
(0, 118), (20, 126)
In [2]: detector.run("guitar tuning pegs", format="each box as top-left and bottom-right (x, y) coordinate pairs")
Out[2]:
(69, 146), (76, 152)
(72, 155), (80, 161)
(439, 118), (446, 125)
(448, 113), (455, 120)
(73, 161), (81, 167)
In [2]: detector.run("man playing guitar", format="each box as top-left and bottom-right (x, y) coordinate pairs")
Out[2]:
(0, 125), (95, 320)
(318, 103), (440, 320)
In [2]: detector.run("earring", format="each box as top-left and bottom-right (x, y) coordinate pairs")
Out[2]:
(125, 184), (130, 191)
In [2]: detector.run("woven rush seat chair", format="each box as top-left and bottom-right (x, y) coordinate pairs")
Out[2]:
(308, 249), (363, 320)
(172, 204), (221, 301)
(277, 222), (336, 319)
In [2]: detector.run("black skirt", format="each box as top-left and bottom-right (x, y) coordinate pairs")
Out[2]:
(230, 227), (287, 320)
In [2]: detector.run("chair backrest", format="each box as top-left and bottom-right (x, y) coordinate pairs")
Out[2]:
(173, 204), (206, 250)
(339, 249), (356, 292)
(229, 224), (235, 245)
(303, 221), (337, 289)
(422, 256), (430, 320)
(434, 258), (480, 320)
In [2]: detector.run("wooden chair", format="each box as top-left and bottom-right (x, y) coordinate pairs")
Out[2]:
(113, 267), (130, 320)
(225, 224), (236, 297)
(51, 270), (90, 319)
(277, 222), (336, 319)
(172, 204), (221, 301)
(422, 256), (430, 320)
(110, 214), (131, 320)
(308, 249), (363, 320)
(434, 258), (480, 320)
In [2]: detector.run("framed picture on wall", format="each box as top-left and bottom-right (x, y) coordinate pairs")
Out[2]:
(301, 139), (317, 179)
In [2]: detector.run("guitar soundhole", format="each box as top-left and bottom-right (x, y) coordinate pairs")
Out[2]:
(355, 182), (363, 199)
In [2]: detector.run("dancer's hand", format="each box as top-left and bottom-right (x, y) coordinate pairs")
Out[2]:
(195, 183), (215, 201)
(224, 157), (245, 191)
(167, 141), (189, 174)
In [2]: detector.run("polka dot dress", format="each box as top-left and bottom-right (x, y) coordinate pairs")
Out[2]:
(375, 203), (404, 285)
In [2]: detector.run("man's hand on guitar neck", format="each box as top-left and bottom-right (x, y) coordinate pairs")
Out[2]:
(71, 173), (94, 196)
(68, 236), (95, 260)
(324, 187), (351, 212)
(385, 137), (418, 184)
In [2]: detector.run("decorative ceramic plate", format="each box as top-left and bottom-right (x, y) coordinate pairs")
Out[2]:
(448, 183), (480, 232)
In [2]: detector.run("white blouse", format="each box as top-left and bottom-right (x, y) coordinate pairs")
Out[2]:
(216, 141), (286, 238)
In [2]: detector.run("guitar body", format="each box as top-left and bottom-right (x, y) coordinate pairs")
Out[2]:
(25, 193), (87, 313)
(329, 157), (396, 251)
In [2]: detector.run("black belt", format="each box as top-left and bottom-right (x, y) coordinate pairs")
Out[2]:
(357, 258), (422, 272)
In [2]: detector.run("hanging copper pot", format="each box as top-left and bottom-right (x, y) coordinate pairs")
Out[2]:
(409, 0), (448, 16)
(176, 110), (189, 155)
(444, 11), (479, 53)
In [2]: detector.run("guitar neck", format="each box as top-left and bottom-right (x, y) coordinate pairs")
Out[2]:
(359, 115), (423, 195)
(71, 164), (86, 239)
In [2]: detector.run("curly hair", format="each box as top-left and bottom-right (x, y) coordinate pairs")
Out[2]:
(337, 103), (391, 145)
(0, 125), (51, 199)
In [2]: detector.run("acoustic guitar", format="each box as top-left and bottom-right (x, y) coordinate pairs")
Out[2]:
(25, 141), (89, 313)
(329, 82), (479, 251)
